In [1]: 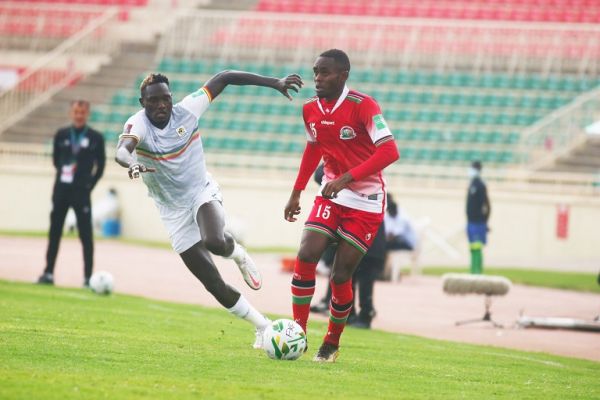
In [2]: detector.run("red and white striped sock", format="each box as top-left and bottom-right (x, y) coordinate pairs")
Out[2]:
(324, 279), (354, 347)
(291, 257), (317, 333)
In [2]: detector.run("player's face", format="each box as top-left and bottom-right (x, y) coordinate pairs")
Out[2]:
(313, 56), (348, 100)
(70, 103), (90, 129)
(141, 82), (173, 125)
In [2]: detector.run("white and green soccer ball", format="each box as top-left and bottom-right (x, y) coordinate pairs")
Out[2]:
(262, 319), (307, 360)
(89, 271), (114, 295)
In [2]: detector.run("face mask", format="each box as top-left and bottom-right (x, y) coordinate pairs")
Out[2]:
(468, 167), (479, 179)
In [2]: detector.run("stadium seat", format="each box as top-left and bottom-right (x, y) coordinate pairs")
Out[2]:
(94, 58), (595, 166)
(254, 0), (600, 24)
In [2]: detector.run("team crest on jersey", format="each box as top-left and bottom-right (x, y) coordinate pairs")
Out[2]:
(339, 126), (356, 140)
(176, 126), (187, 137)
(365, 233), (372, 241)
(125, 124), (132, 134)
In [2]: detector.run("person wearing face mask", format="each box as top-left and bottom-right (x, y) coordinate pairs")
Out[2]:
(37, 100), (106, 287)
(466, 160), (491, 274)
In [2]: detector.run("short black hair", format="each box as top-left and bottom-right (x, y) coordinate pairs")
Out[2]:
(70, 99), (90, 109)
(472, 160), (482, 171)
(140, 73), (170, 97)
(320, 49), (351, 72)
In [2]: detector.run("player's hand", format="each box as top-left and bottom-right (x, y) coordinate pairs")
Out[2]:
(321, 173), (353, 199)
(128, 163), (156, 179)
(284, 190), (302, 222)
(275, 74), (303, 101)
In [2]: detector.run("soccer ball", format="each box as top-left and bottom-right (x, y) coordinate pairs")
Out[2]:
(89, 271), (114, 295)
(262, 319), (307, 360)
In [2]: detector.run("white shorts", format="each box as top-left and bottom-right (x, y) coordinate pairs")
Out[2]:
(156, 177), (222, 254)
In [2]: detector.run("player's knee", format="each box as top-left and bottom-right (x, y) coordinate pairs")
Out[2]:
(203, 236), (228, 255)
(297, 248), (321, 264)
(331, 269), (352, 284)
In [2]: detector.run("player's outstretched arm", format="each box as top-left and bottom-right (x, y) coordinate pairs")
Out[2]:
(115, 137), (156, 179)
(204, 70), (303, 101)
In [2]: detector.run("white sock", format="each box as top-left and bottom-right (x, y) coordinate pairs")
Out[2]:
(228, 295), (270, 329)
(226, 241), (245, 263)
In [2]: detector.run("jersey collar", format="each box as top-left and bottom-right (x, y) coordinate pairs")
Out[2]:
(316, 85), (349, 116)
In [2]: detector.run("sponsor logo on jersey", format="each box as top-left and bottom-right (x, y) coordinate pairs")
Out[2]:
(339, 126), (356, 140)
(176, 126), (187, 137)
(365, 233), (372, 241)
(321, 120), (335, 125)
(373, 114), (387, 130)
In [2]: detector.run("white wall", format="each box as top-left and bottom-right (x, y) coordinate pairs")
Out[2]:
(1, 164), (599, 271)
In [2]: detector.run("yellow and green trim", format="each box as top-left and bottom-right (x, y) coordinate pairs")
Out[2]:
(137, 131), (200, 161)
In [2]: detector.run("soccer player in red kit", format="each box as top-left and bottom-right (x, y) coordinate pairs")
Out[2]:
(284, 49), (399, 362)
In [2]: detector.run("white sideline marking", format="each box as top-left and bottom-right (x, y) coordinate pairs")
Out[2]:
(481, 351), (564, 368)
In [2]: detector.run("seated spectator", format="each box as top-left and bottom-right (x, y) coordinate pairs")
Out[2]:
(384, 198), (416, 252)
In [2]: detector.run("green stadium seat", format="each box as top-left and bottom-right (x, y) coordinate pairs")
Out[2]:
(118, 58), (596, 168)
(288, 141), (305, 153)
(158, 58), (176, 72)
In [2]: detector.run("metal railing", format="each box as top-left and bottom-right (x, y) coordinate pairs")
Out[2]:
(157, 10), (600, 76)
(0, 4), (120, 134)
(519, 86), (600, 169)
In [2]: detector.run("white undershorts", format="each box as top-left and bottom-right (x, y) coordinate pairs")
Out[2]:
(156, 177), (222, 254)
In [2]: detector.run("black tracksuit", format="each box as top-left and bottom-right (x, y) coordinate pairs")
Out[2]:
(351, 223), (387, 320)
(44, 125), (105, 279)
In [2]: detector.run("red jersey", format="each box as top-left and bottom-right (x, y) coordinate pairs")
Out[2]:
(303, 85), (394, 213)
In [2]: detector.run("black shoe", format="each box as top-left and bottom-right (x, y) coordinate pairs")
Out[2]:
(37, 272), (54, 285)
(310, 301), (329, 314)
(313, 342), (339, 362)
(346, 313), (358, 325)
(83, 277), (90, 289)
(349, 318), (371, 329)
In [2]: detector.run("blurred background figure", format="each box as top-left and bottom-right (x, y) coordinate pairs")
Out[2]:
(384, 195), (417, 252)
(466, 160), (491, 274)
(383, 194), (418, 281)
(347, 222), (387, 329)
(65, 187), (121, 237)
(37, 100), (106, 287)
(94, 188), (121, 237)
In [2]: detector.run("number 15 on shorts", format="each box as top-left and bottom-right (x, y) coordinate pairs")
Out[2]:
(316, 204), (331, 219)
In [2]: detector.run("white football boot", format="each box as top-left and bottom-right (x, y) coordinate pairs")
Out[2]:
(234, 245), (262, 290)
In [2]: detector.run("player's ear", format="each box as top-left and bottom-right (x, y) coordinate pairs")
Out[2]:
(341, 70), (349, 82)
(139, 97), (144, 107)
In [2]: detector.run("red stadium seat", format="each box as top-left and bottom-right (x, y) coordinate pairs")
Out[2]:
(254, 0), (597, 23)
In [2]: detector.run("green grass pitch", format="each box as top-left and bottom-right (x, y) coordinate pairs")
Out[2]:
(0, 280), (598, 400)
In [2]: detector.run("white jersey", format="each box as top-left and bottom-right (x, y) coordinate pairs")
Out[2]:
(120, 87), (213, 208)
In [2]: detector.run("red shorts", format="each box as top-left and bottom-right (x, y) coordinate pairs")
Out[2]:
(304, 196), (384, 254)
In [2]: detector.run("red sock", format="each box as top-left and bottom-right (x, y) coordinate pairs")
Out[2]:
(324, 280), (354, 347)
(291, 257), (316, 333)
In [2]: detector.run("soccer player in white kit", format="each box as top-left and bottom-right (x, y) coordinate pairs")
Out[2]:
(115, 70), (303, 347)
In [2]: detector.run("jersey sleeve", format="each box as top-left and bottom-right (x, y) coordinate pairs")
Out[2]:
(360, 97), (394, 146)
(119, 113), (145, 144)
(179, 86), (212, 120)
(303, 103), (317, 143)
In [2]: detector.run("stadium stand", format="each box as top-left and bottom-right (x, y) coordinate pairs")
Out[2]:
(1, 4), (599, 174)
(255, 0), (600, 23)
(84, 59), (598, 166)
